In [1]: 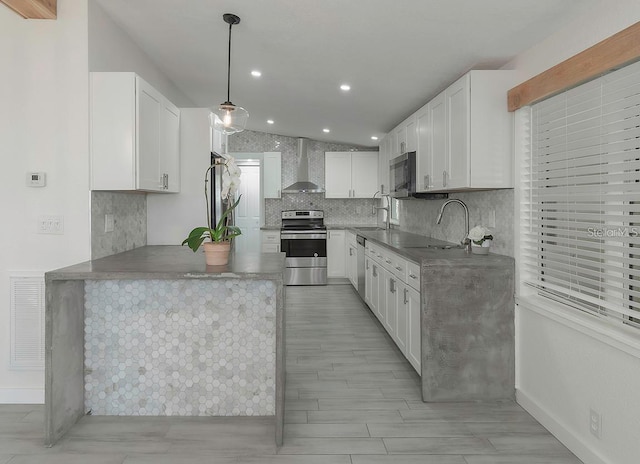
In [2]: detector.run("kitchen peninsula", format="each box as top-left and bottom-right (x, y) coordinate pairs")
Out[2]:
(44, 246), (285, 447)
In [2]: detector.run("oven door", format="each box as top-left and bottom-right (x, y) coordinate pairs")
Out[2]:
(280, 232), (327, 285)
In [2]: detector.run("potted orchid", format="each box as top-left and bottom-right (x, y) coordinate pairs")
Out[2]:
(467, 225), (493, 255)
(182, 154), (242, 265)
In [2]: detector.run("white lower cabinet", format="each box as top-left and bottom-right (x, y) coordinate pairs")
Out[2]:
(365, 244), (421, 375)
(327, 230), (346, 278)
(261, 231), (280, 253)
(405, 285), (421, 373)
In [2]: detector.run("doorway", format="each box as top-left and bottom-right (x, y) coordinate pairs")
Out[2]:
(233, 161), (261, 253)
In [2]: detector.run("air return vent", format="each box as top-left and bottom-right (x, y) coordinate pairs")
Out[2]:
(10, 274), (45, 369)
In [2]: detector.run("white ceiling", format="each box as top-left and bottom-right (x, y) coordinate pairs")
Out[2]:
(94, 0), (596, 147)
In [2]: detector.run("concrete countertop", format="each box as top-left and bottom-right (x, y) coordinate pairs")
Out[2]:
(353, 228), (512, 266)
(326, 224), (379, 230)
(46, 245), (286, 282)
(260, 226), (281, 230)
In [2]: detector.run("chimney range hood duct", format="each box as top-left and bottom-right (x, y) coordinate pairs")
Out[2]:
(282, 138), (324, 193)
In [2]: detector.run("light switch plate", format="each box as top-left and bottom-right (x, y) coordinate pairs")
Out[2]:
(38, 215), (63, 234)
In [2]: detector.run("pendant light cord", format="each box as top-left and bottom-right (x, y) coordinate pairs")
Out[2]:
(226, 21), (232, 103)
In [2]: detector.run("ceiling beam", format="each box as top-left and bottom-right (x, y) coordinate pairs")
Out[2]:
(508, 20), (640, 111)
(0, 0), (56, 19)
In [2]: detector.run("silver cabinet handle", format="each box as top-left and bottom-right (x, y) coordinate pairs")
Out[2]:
(424, 175), (430, 189)
(373, 265), (377, 277)
(390, 278), (396, 293)
(160, 175), (164, 188)
(277, 189), (281, 197)
(409, 273), (417, 279)
(165, 174), (169, 189)
(349, 248), (353, 256)
(386, 259), (392, 264)
(395, 266), (402, 271)
(400, 141), (406, 153)
(443, 170), (447, 188)
(404, 288), (408, 304)
(366, 261), (369, 270)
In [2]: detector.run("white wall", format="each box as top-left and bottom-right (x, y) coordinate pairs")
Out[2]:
(506, 2), (640, 463)
(88, 0), (194, 107)
(147, 109), (211, 245)
(0, 0), (91, 402)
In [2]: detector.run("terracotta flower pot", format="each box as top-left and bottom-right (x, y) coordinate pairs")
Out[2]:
(203, 241), (231, 265)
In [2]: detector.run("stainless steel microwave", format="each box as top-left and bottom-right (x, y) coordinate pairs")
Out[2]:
(389, 151), (416, 198)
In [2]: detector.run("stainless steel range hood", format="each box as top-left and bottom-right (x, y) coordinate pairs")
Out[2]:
(282, 138), (324, 193)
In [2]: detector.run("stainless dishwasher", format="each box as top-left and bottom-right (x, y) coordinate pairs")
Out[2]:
(356, 235), (366, 299)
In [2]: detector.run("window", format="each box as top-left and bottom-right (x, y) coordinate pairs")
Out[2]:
(520, 59), (640, 329)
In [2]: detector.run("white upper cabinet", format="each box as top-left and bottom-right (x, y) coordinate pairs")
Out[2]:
(424, 70), (516, 192)
(391, 70), (516, 194)
(378, 136), (390, 195)
(91, 72), (181, 193)
(263, 151), (282, 199)
(325, 151), (378, 198)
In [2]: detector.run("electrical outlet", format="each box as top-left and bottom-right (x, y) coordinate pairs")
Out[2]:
(104, 214), (115, 233)
(37, 215), (64, 235)
(590, 408), (602, 439)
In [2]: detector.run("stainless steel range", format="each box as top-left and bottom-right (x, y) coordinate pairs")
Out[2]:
(280, 210), (327, 286)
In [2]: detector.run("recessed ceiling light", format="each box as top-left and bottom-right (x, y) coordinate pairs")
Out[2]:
(267, 119), (274, 124)
(371, 136), (379, 141)
(251, 70), (262, 77)
(340, 84), (351, 91)
(323, 128), (330, 133)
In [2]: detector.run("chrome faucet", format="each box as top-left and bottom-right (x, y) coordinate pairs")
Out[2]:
(436, 199), (471, 253)
(372, 191), (391, 230)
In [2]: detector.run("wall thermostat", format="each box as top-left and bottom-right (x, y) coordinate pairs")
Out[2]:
(27, 172), (46, 187)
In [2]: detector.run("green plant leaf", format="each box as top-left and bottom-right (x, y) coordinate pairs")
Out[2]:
(181, 227), (211, 252)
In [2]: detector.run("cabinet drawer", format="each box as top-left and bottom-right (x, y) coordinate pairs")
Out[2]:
(261, 231), (280, 243)
(262, 243), (280, 253)
(391, 255), (407, 280)
(406, 261), (420, 291)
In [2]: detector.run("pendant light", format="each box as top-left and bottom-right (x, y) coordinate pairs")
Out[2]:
(210, 13), (249, 135)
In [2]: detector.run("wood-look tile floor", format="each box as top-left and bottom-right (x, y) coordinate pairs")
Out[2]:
(0, 285), (583, 464)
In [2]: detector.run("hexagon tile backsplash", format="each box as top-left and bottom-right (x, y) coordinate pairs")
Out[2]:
(84, 279), (276, 416)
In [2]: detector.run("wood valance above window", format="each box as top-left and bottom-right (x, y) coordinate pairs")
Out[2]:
(508, 21), (640, 111)
(0, 0), (56, 19)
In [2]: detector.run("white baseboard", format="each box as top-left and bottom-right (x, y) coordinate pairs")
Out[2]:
(0, 388), (44, 404)
(516, 389), (608, 464)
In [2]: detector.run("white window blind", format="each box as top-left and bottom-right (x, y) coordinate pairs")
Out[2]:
(522, 59), (640, 328)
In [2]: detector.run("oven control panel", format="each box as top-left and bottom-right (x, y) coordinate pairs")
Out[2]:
(282, 210), (324, 219)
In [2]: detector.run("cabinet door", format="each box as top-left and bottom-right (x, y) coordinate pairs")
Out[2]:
(405, 116), (417, 153)
(263, 152), (282, 198)
(136, 76), (164, 191)
(161, 100), (180, 192)
(365, 256), (373, 306)
(406, 286), (421, 375)
(395, 125), (407, 155)
(429, 92), (447, 190)
(351, 152), (379, 198)
(385, 272), (398, 341)
(327, 230), (346, 277)
(376, 266), (388, 324)
(446, 74), (470, 189)
(395, 282), (409, 355)
(347, 244), (358, 288)
(415, 104), (431, 191)
(378, 137), (390, 195)
(261, 243), (280, 253)
(325, 152), (352, 198)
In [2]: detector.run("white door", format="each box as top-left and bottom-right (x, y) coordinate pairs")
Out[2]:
(234, 164), (261, 253)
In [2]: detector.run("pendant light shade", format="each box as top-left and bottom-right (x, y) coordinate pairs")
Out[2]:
(210, 13), (248, 135)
